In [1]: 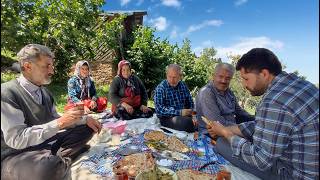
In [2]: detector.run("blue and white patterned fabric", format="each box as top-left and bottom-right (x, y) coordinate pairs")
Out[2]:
(80, 130), (228, 177)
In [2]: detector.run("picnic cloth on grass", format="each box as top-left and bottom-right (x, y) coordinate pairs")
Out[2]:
(80, 129), (229, 177)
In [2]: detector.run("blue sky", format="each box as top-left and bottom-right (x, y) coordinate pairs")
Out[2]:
(103, 0), (319, 84)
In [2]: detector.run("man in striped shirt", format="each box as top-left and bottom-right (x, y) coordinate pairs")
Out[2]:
(207, 48), (319, 179)
(154, 64), (195, 132)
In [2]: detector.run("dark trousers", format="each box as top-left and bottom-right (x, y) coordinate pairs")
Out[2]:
(159, 116), (195, 133)
(114, 106), (154, 120)
(216, 138), (280, 180)
(1, 125), (93, 180)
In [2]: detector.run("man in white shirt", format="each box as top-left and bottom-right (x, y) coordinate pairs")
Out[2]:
(1, 44), (101, 180)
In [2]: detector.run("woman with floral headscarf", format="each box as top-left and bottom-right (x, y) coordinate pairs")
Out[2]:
(66, 60), (107, 113)
(109, 60), (153, 120)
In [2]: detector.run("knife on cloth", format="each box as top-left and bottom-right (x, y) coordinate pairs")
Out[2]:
(160, 127), (173, 134)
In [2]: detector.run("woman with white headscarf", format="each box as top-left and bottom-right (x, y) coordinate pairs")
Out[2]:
(66, 60), (107, 113)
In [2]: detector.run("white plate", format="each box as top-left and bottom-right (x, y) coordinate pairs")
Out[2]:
(156, 159), (173, 167)
(174, 132), (187, 140)
(135, 167), (178, 180)
(161, 150), (190, 161)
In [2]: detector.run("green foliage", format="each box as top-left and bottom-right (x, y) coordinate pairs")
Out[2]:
(126, 26), (175, 96)
(192, 47), (221, 92)
(228, 54), (262, 111)
(292, 70), (307, 80)
(1, 0), (109, 83)
(173, 39), (220, 93)
(1, 71), (19, 83)
(46, 83), (68, 113)
(47, 83), (111, 113)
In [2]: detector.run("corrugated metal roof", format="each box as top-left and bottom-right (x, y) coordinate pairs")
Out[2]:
(100, 10), (147, 16)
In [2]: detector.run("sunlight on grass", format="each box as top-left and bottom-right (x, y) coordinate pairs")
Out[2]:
(1, 71), (19, 83)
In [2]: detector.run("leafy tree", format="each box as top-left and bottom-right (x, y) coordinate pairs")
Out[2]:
(173, 39), (221, 94)
(1, 0), (109, 82)
(292, 70), (307, 80)
(228, 54), (261, 111)
(126, 26), (175, 96)
(172, 38), (199, 92)
(189, 47), (221, 96)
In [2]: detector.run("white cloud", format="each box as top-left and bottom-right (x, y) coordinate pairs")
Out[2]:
(216, 36), (284, 61)
(161, 0), (181, 8)
(234, 0), (248, 6)
(183, 20), (223, 36)
(136, 0), (144, 6)
(206, 8), (214, 13)
(120, 0), (131, 6)
(170, 26), (178, 39)
(149, 16), (168, 31)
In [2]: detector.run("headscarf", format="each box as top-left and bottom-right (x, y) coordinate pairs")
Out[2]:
(74, 60), (92, 100)
(117, 60), (136, 97)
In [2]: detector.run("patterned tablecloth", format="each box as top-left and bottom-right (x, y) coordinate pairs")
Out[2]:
(80, 129), (229, 178)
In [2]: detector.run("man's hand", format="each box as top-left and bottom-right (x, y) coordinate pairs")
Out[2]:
(140, 105), (151, 113)
(206, 121), (234, 141)
(121, 102), (134, 114)
(181, 109), (192, 116)
(58, 104), (84, 129)
(86, 117), (102, 133)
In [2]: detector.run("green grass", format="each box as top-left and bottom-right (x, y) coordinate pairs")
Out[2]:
(1, 71), (19, 83)
(47, 83), (112, 113)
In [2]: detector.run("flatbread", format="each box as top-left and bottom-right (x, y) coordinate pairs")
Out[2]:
(176, 169), (216, 180)
(165, 136), (189, 153)
(113, 152), (155, 177)
(144, 131), (167, 141)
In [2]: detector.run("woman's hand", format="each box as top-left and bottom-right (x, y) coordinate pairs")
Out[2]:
(89, 100), (97, 109)
(84, 106), (92, 114)
(140, 105), (151, 113)
(121, 102), (134, 114)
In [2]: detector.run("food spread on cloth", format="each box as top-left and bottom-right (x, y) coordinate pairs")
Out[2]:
(144, 130), (189, 153)
(176, 169), (217, 180)
(113, 152), (155, 177)
(135, 165), (177, 180)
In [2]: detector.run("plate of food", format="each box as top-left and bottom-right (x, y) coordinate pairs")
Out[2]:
(145, 140), (168, 151)
(113, 152), (155, 177)
(144, 130), (167, 141)
(161, 150), (190, 161)
(135, 166), (178, 180)
(156, 159), (173, 167)
(176, 169), (217, 180)
(164, 136), (189, 153)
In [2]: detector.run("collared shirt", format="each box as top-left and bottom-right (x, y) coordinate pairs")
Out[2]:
(18, 75), (43, 104)
(231, 72), (319, 179)
(195, 81), (254, 128)
(154, 80), (194, 117)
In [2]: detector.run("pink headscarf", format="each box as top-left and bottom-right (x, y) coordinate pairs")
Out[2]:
(117, 60), (131, 77)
